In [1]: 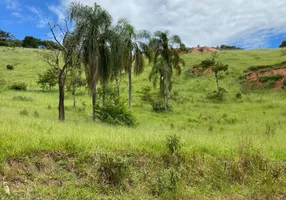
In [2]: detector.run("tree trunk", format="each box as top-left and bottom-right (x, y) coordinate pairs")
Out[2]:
(115, 77), (120, 96)
(58, 70), (65, 121)
(92, 86), (96, 121)
(164, 68), (169, 110)
(73, 95), (76, 108)
(102, 84), (106, 107)
(215, 72), (219, 94)
(128, 54), (132, 110)
(115, 76), (120, 105)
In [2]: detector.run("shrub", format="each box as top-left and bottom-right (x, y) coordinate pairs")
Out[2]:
(139, 86), (153, 103)
(151, 168), (181, 197)
(97, 154), (130, 187)
(37, 68), (58, 90)
(201, 59), (215, 69)
(267, 80), (277, 88)
(34, 111), (40, 118)
(0, 41), (8, 47)
(166, 134), (181, 155)
(19, 109), (28, 116)
(96, 101), (136, 127)
(152, 99), (172, 112)
(283, 80), (286, 87)
(258, 74), (283, 83)
(235, 92), (242, 99)
(9, 82), (27, 91)
(6, 65), (14, 70)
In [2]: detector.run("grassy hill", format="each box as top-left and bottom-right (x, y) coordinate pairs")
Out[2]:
(0, 47), (286, 199)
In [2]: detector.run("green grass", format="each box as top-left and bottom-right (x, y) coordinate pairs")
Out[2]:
(1, 47), (286, 199)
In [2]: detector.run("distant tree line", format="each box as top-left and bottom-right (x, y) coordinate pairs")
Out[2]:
(0, 29), (60, 49)
(217, 45), (243, 50)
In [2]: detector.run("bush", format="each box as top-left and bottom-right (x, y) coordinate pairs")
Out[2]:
(34, 111), (40, 118)
(96, 102), (136, 127)
(0, 41), (8, 47)
(152, 99), (172, 112)
(166, 134), (182, 155)
(9, 82), (27, 91)
(98, 154), (130, 187)
(19, 109), (28, 116)
(139, 86), (153, 103)
(283, 80), (286, 86)
(6, 65), (14, 70)
(258, 74), (283, 83)
(37, 68), (58, 90)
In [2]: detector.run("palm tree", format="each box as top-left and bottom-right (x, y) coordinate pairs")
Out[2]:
(69, 2), (112, 121)
(149, 31), (185, 110)
(116, 19), (149, 109)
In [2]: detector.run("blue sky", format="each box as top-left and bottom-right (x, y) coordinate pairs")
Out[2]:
(0, 0), (60, 40)
(1, 0), (286, 49)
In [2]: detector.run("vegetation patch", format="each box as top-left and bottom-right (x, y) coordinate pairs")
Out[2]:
(244, 61), (286, 73)
(9, 82), (27, 91)
(244, 64), (286, 89)
(1, 143), (286, 199)
(6, 65), (14, 70)
(258, 74), (284, 83)
(12, 95), (33, 102)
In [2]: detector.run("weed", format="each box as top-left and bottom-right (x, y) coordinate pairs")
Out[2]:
(12, 95), (33, 102)
(258, 74), (283, 83)
(264, 121), (276, 138)
(19, 109), (28, 116)
(98, 154), (130, 187)
(34, 111), (40, 118)
(166, 134), (181, 155)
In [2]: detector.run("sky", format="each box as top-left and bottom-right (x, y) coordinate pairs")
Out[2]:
(1, 0), (286, 49)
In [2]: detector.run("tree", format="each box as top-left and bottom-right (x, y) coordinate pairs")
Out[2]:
(37, 68), (58, 90)
(220, 45), (243, 50)
(279, 41), (286, 48)
(40, 20), (80, 121)
(22, 36), (41, 48)
(69, 2), (113, 121)
(0, 29), (15, 41)
(66, 68), (86, 108)
(40, 40), (60, 50)
(115, 19), (150, 109)
(202, 52), (228, 98)
(149, 31), (185, 110)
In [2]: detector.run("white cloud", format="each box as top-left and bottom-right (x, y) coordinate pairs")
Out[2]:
(0, 0), (21, 11)
(28, 6), (48, 28)
(56, 0), (286, 49)
(12, 12), (22, 18)
(48, 4), (66, 22)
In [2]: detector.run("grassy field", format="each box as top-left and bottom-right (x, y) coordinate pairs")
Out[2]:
(0, 47), (286, 199)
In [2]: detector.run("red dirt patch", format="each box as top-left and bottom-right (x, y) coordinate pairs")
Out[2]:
(190, 66), (212, 76)
(180, 46), (218, 54)
(246, 68), (286, 89)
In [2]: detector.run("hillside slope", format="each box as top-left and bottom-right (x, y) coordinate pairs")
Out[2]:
(0, 47), (286, 199)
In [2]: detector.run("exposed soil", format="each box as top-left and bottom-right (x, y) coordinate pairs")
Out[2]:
(189, 66), (212, 76)
(180, 46), (218, 54)
(246, 68), (286, 89)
